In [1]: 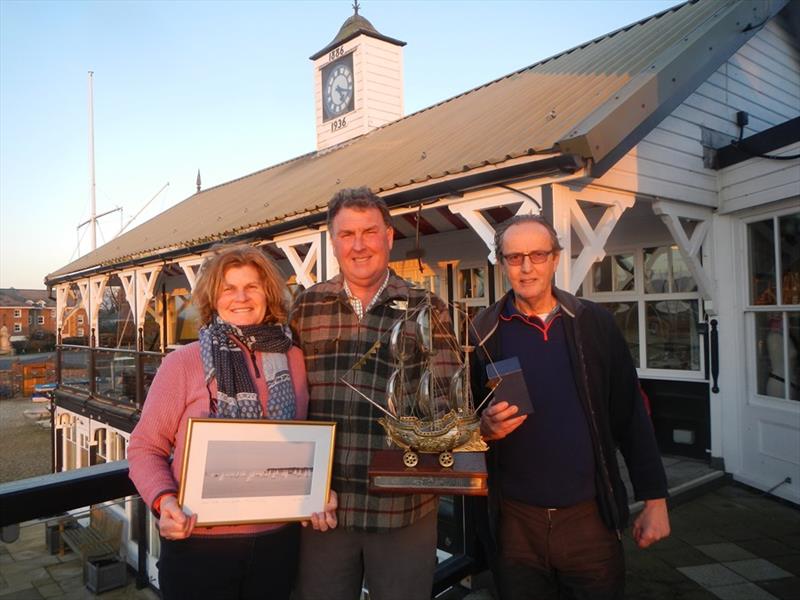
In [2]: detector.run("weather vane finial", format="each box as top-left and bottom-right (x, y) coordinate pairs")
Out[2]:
(353, 0), (360, 16)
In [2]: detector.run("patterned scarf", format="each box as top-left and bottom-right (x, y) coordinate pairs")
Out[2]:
(199, 315), (296, 420)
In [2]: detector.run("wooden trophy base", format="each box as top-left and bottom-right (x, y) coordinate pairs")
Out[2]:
(369, 450), (488, 496)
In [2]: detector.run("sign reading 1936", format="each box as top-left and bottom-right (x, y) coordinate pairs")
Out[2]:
(331, 117), (347, 133)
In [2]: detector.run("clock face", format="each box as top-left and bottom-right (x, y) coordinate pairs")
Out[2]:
(321, 53), (355, 122)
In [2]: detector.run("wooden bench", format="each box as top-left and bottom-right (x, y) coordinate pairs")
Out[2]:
(60, 506), (123, 580)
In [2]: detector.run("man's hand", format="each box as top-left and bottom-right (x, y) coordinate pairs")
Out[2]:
(305, 489), (338, 532)
(158, 495), (197, 541)
(632, 498), (670, 548)
(480, 400), (527, 441)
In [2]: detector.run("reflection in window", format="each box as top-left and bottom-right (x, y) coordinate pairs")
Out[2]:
(389, 260), (439, 295)
(645, 300), (700, 370)
(98, 284), (136, 348)
(748, 212), (800, 402)
(459, 268), (486, 300)
(644, 246), (697, 294)
(592, 254), (635, 292)
(173, 294), (200, 344)
(756, 312), (799, 400)
(750, 219), (777, 305)
(94, 428), (107, 465)
(598, 302), (639, 367)
(780, 213), (800, 306)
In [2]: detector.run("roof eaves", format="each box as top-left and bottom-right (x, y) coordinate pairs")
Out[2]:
(44, 153), (579, 286)
(558, 0), (788, 174)
(310, 28), (406, 61)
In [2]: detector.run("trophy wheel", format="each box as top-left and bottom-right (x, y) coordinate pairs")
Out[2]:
(438, 452), (454, 468)
(403, 451), (419, 468)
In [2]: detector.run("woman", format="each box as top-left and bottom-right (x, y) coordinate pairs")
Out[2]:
(128, 244), (336, 600)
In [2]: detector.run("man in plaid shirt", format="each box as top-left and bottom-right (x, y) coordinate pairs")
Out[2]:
(291, 187), (452, 600)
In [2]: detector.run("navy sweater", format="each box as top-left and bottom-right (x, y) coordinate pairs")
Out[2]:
(496, 298), (596, 507)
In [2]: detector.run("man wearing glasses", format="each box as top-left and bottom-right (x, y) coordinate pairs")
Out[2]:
(469, 214), (670, 599)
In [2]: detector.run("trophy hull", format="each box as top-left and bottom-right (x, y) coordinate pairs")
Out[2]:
(377, 413), (488, 454)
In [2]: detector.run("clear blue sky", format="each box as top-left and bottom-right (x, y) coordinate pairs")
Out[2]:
(0, 0), (679, 289)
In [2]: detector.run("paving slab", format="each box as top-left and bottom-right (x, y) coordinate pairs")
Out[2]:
(738, 538), (797, 558)
(768, 554), (800, 577)
(696, 543), (756, 562)
(44, 560), (82, 582)
(35, 582), (64, 599)
(0, 578), (39, 598)
(707, 582), (779, 599)
(721, 558), (793, 582)
(653, 546), (714, 568)
(0, 587), (42, 599)
(677, 564), (747, 587)
(757, 577), (800, 600)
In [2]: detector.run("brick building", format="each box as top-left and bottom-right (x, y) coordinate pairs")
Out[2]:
(0, 289), (57, 339)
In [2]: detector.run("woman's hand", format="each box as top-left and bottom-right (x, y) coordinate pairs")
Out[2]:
(158, 495), (197, 540)
(305, 489), (338, 532)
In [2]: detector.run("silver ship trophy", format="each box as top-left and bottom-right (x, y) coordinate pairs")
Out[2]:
(342, 292), (492, 495)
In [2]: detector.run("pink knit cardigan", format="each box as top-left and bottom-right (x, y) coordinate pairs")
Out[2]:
(127, 341), (309, 537)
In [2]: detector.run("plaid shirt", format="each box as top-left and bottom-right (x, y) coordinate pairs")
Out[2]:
(290, 270), (455, 532)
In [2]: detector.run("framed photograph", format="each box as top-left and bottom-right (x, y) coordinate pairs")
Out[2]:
(178, 418), (336, 527)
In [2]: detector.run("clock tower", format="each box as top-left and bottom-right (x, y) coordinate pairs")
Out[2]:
(311, 3), (405, 151)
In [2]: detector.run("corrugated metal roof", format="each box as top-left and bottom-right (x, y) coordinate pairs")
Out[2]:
(47, 0), (778, 283)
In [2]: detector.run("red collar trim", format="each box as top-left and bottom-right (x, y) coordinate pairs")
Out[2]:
(500, 311), (562, 341)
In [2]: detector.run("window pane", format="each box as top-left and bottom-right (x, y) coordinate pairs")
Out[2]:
(756, 312), (785, 398)
(592, 257), (613, 292)
(593, 254), (635, 292)
(779, 213), (800, 305)
(460, 268), (486, 299)
(789, 313), (799, 401)
(749, 219), (776, 305)
(671, 248), (697, 292)
(599, 302), (639, 367)
(645, 300), (700, 370)
(614, 254), (636, 291)
(644, 247), (670, 294)
(644, 246), (697, 294)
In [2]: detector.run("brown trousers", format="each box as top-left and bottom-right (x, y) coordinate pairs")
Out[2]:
(294, 509), (437, 600)
(495, 497), (625, 600)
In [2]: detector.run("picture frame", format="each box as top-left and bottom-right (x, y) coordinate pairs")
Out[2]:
(178, 418), (336, 527)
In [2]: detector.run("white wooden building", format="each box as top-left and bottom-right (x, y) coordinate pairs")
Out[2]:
(44, 0), (799, 584)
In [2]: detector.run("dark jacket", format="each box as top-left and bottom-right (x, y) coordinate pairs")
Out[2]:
(469, 288), (668, 546)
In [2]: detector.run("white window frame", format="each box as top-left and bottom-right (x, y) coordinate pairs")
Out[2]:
(37, 316), (45, 325)
(583, 245), (706, 380)
(13, 309), (21, 318)
(13, 323), (21, 333)
(743, 207), (800, 405)
(454, 262), (491, 342)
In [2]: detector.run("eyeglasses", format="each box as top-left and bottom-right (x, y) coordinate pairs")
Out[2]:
(501, 250), (554, 266)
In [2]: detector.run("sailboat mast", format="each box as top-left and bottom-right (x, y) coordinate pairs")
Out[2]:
(87, 71), (97, 250)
